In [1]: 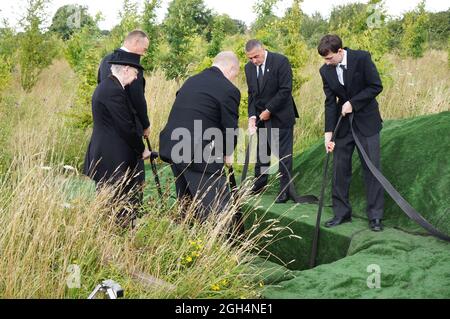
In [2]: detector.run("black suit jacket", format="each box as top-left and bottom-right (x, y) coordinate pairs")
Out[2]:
(245, 51), (299, 128)
(98, 49), (150, 135)
(83, 75), (145, 183)
(159, 67), (240, 174)
(319, 48), (383, 138)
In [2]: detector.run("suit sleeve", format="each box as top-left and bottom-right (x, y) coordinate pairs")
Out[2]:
(221, 88), (241, 156)
(127, 73), (150, 130)
(266, 56), (293, 114)
(349, 52), (383, 112)
(320, 68), (338, 133)
(245, 66), (257, 118)
(105, 91), (145, 155)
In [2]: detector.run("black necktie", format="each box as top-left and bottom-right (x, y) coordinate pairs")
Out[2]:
(339, 64), (346, 86)
(257, 65), (264, 93)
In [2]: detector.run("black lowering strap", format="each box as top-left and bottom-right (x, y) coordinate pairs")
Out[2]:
(240, 120), (318, 204)
(348, 114), (450, 242)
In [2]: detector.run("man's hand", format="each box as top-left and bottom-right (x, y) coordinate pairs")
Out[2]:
(324, 132), (335, 153)
(259, 109), (271, 121)
(224, 155), (233, 168)
(143, 127), (151, 138)
(142, 148), (151, 160)
(341, 101), (353, 117)
(248, 117), (257, 135)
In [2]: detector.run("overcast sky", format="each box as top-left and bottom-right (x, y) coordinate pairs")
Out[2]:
(1, 0), (449, 30)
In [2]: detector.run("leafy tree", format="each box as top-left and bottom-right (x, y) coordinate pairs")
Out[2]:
(207, 15), (226, 57)
(400, 1), (429, 58)
(49, 4), (97, 40)
(300, 12), (329, 48)
(18, 0), (58, 92)
(108, 0), (141, 51)
(252, 0), (282, 50)
(279, 0), (309, 93)
(427, 9), (449, 49)
(252, 0), (279, 31)
(0, 25), (15, 95)
(141, 0), (161, 71)
(162, 0), (211, 79)
(329, 0), (391, 84)
(329, 2), (367, 32)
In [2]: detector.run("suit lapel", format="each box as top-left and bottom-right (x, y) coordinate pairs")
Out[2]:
(259, 51), (273, 94)
(326, 65), (346, 98)
(344, 48), (355, 93)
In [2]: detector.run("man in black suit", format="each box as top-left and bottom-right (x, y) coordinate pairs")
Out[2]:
(84, 51), (150, 227)
(318, 34), (384, 231)
(98, 30), (150, 205)
(159, 52), (240, 222)
(245, 39), (299, 203)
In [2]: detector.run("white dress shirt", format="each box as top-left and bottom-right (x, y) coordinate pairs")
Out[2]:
(336, 49), (347, 86)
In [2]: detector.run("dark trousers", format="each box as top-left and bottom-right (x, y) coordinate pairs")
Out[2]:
(95, 160), (145, 227)
(332, 130), (384, 220)
(171, 165), (231, 222)
(254, 124), (294, 195)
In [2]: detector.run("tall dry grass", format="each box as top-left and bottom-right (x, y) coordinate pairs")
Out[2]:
(0, 61), (293, 298)
(145, 50), (449, 154)
(292, 49), (450, 151)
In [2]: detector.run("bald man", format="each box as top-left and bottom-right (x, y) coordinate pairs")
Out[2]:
(159, 52), (241, 221)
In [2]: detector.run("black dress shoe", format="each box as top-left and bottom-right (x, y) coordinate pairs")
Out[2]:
(369, 219), (383, 232)
(275, 192), (289, 204)
(324, 215), (352, 227)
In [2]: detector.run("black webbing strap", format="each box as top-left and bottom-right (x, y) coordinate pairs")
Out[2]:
(145, 137), (163, 198)
(310, 115), (344, 268)
(240, 120), (318, 204)
(348, 114), (450, 242)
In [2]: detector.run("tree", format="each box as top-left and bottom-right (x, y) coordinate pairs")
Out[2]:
(49, 4), (97, 40)
(279, 0), (309, 93)
(251, 0), (282, 50)
(162, 0), (211, 79)
(329, 0), (391, 84)
(19, 0), (58, 92)
(141, 0), (161, 71)
(400, 1), (429, 58)
(207, 15), (226, 58)
(0, 24), (16, 95)
(108, 0), (141, 51)
(300, 12), (329, 48)
(426, 9), (449, 49)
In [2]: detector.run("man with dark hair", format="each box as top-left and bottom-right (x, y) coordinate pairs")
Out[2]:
(97, 30), (151, 208)
(245, 39), (299, 203)
(159, 52), (241, 221)
(318, 34), (384, 231)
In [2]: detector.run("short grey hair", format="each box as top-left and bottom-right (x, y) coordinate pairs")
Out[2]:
(212, 51), (239, 69)
(110, 64), (127, 75)
(124, 30), (148, 43)
(245, 39), (263, 52)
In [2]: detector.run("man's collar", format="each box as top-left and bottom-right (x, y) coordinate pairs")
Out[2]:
(339, 49), (347, 68)
(120, 46), (131, 53)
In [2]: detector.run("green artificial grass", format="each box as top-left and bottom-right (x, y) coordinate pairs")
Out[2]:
(285, 111), (450, 236)
(68, 112), (450, 298)
(244, 112), (450, 298)
(263, 228), (450, 298)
